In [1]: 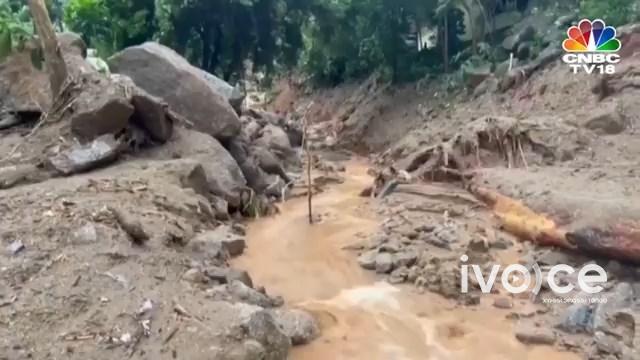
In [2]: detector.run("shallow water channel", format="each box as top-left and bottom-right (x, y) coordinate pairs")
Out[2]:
(234, 161), (580, 360)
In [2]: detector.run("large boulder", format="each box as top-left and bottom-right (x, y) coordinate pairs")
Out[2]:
(141, 127), (247, 207)
(69, 75), (134, 140)
(201, 71), (245, 114)
(108, 42), (241, 140)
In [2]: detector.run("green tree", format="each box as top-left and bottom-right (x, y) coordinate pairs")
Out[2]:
(580, 0), (639, 27)
(64, 0), (156, 56)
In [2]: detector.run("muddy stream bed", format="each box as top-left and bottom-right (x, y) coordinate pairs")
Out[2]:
(234, 161), (580, 360)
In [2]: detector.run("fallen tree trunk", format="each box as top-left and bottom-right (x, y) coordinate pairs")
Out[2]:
(567, 224), (640, 265)
(469, 184), (573, 249)
(28, 0), (68, 97)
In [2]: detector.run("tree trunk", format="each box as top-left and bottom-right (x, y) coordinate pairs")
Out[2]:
(28, 0), (68, 98)
(443, 14), (449, 73)
(200, 26), (212, 71)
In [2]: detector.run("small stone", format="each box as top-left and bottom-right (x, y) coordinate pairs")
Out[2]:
(6, 240), (25, 255)
(72, 223), (98, 244)
(393, 251), (418, 268)
(226, 269), (254, 288)
(556, 303), (593, 334)
(493, 297), (513, 309)
(389, 266), (410, 284)
(182, 268), (208, 284)
(221, 236), (246, 257)
(379, 241), (401, 253)
(357, 250), (378, 270)
(467, 238), (489, 253)
(407, 266), (421, 283)
(585, 108), (626, 135)
(594, 331), (623, 356)
(188, 233), (230, 262)
(375, 253), (394, 274)
(515, 323), (556, 345)
(231, 223), (247, 236)
(593, 283), (634, 333)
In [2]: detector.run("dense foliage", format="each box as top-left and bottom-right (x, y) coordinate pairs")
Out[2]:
(2, 0), (638, 85)
(580, 0), (639, 27)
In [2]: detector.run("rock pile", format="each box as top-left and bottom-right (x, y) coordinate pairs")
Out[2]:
(0, 35), (314, 359)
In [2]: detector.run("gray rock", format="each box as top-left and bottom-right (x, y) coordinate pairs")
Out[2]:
(142, 128), (247, 207)
(211, 280), (279, 308)
(594, 331), (624, 356)
(200, 71), (245, 114)
(204, 266), (253, 288)
(493, 297), (513, 309)
(256, 124), (292, 153)
(393, 251), (418, 268)
(222, 340), (266, 360)
(183, 268), (208, 284)
(241, 310), (291, 360)
(270, 309), (320, 345)
(6, 240), (25, 255)
(202, 225), (247, 257)
(243, 120), (262, 140)
(188, 232), (230, 262)
(389, 266), (410, 284)
(585, 107), (627, 135)
(72, 223), (98, 244)
(252, 145), (291, 184)
(0, 164), (40, 189)
(358, 250), (378, 270)
(593, 283), (634, 333)
(69, 81), (134, 141)
(108, 42), (241, 140)
(49, 134), (122, 175)
(110, 73), (174, 142)
(556, 303), (594, 334)
(375, 253), (394, 274)
(515, 323), (556, 345)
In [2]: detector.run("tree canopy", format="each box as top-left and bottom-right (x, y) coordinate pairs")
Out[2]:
(2, 0), (639, 85)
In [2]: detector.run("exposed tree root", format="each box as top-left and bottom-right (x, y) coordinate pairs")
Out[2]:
(402, 116), (548, 182)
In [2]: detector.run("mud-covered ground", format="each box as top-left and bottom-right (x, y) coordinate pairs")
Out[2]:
(275, 42), (640, 359)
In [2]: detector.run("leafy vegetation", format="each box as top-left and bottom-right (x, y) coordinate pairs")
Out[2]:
(579, 0), (639, 27)
(0, 1), (34, 60)
(4, 0), (639, 85)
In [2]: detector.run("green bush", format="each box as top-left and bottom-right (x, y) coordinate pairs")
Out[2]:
(580, 0), (639, 27)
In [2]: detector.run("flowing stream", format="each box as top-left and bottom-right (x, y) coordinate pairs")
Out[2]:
(234, 160), (580, 360)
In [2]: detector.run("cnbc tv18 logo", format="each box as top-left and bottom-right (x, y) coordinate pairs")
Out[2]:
(562, 19), (622, 74)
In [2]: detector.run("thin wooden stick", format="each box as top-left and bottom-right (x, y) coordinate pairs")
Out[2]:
(301, 102), (314, 224)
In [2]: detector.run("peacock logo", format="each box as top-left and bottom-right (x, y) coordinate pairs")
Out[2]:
(562, 19), (621, 52)
(561, 19), (621, 74)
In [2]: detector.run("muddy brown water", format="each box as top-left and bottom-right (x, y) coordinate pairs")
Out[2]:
(234, 160), (580, 360)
